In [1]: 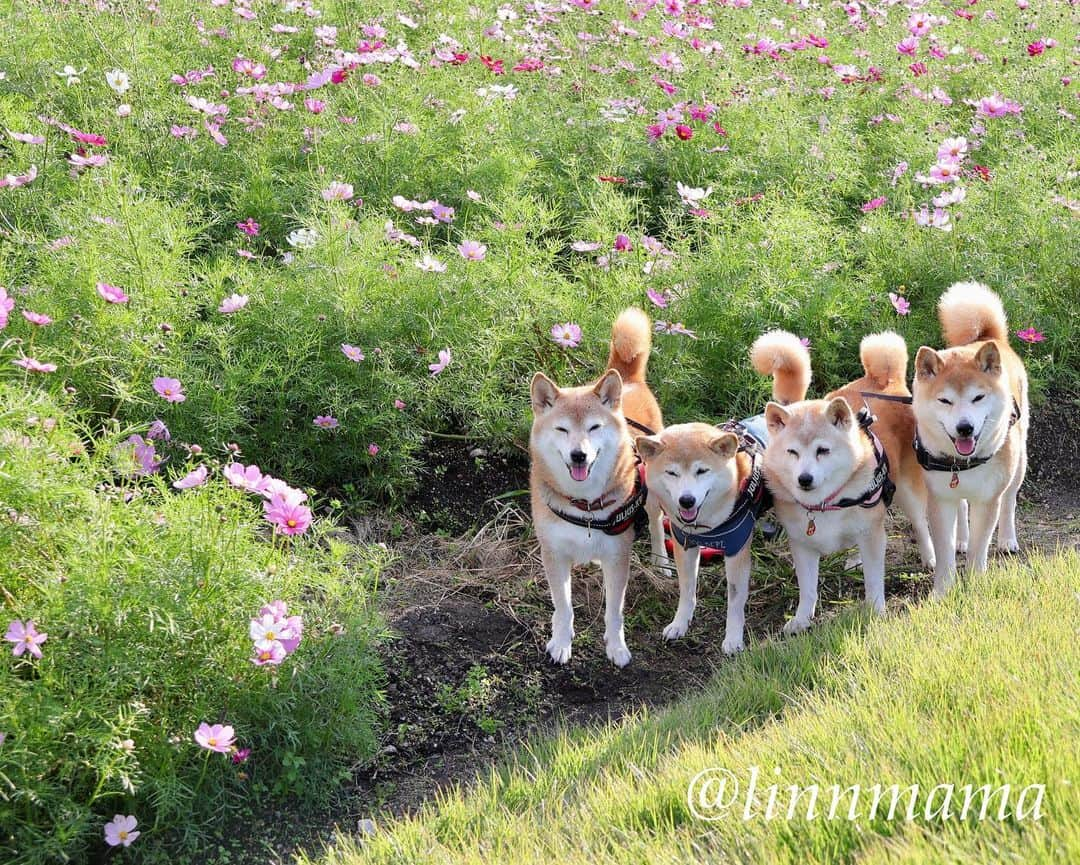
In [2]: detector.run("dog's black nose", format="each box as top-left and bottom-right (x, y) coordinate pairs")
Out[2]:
(569, 449), (587, 465)
(956, 420), (974, 437)
(798, 473), (814, 490)
(678, 494), (696, 510)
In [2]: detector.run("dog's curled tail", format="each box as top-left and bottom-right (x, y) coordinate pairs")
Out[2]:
(938, 281), (1008, 346)
(606, 307), (652, 383)
(750, 330), (812, 405)
(859, 331), (908, 391)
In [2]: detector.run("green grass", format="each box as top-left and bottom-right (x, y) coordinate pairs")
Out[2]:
(307, 551), (1080, 865)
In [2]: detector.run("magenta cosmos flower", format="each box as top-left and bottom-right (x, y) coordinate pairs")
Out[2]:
(1016, 327), (1045, 343)
(861, 196), (887, 213)
(104, 815), (140, 848)
(194, 722), (236, 753)
(313, 415), (339, 430)
(457, 240), (487, 261)
(236, 218), (260, 236)
(888, 292), (911, 315)
(428, 348), (452, 375)
(13, 357), (57, 373)
(96, 282), (129, 303)
(263, 495), (313, 535)
(6, 620), (48, 658)
(551, 322), (582, 349)
(153, 377), (186, 403)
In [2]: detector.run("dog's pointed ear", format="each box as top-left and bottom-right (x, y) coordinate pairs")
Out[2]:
(826, 396), (854, 429)
(765, 401), (790, 436)
(530, 373), (560, 415)
(975, 342), (1002, 375)
(915, 346), (943, 379)
(593, 369), (623, 409)
(709, 430), (740, 459)
(635, 435), (665, 462)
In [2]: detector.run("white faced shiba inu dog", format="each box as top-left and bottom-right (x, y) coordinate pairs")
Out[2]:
(633, 333), (809, 654)
(529, 308), (667, 667)
(754, 330), (933, 635)
(912, 282), (1029, 596)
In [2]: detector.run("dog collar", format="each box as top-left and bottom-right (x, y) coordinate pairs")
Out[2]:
(912, 397), (1020, 488)
(546, 464), (649, 537)
(801, 408), (895, 536)
(668, 420), (772, 557)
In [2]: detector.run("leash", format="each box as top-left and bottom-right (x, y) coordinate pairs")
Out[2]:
(800, 407), (895, 536)
(912, 397), (1021, 488)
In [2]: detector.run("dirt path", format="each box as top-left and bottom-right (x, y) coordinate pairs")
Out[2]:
(234, 399), (1079, 864)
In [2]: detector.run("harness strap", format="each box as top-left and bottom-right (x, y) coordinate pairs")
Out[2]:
(545, 463), (648, 537)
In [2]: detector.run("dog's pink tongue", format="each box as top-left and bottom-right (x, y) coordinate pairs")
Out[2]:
(570, 464), (589, 482)
(955, 437), (976, 456)
(679, 507), (698, 522)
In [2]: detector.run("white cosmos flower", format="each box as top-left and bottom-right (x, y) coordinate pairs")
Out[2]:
(676, 182), (712, 207)
(415, 254), (447, 273)
(106, 69), (130, 94)
(286, 228), (319, 249)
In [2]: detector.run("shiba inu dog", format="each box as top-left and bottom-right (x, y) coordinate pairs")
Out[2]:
(634, 332), (809, 653)
(911, 282), (1029, 596)
(529, 308), (666, 667)
(755, 330), (932, 634)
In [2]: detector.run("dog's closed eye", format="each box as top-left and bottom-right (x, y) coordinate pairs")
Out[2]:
(937, 398), (953, 406)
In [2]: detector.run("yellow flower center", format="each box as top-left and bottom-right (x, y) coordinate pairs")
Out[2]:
(208, 737), (217, 747)
(287, 519), (297, 527)
(118, 830), (128, 841)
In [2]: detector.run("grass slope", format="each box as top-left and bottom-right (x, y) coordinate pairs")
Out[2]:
(309, 551), (1080, 865)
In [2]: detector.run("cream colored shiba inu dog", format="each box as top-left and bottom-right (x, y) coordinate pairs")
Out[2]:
(529, 308), (666, 667)
(633, 336), (809, 654)
(911, 282), (1029, 596)
(754, 329), (933, 634)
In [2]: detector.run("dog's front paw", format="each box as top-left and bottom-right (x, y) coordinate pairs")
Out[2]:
(546, 635), (572, 665)
(662, 618), (691, 641)
(782, 617), (812, 637)
(998, 539), (1020, 555)
(721, 636), (745, 655)
(956, 541), (968, 556)
(606, 641), (632, 668)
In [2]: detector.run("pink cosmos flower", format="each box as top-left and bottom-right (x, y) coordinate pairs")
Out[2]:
(13, 358), (57, 373)
(194, 722), (236, 754)
(1016, 327), (1045, 343)
(259, 479), (306, 504)
(646, 288), (671, 309)
(0, 165), (38, 189)
(8, 131), (45, 145)
(236, 218), (260, 236)
(223, 463), (269, 493)
(218, 293), (249, 314)
(341, 344), (365, 362)
(5, 620), (48, 658)
(897, 37), (919, 57)
(457, 240), (487, 262)
(313, 415), (339, 430)
(551, 322), (582, 349)
(251, 639), (286, 666)
(263, 496), (313, 535)
(937, 137), (969, 163)
(861, 196), (887, 213)
(974, 93), (1023, 118)
(367, 443), (380, 456)
(613, 233), (632, 252)
(68, 152), (108, 169)
(232, 747), (251, 765)
(571, 241), (602, 253)
(153, 377), (186, 403)
(257, 601), (302, 654)
(914, 206), (952, 232)
(907, 13), (932, 36)
(97, 282), (129, 304)
(394, 399), (406, 410)
(322, 181), (354, 201)
(889, 292), (911, 315)
(104, 815), (140, 848)
(173, 466), (208, 490)
(0, 287), (13, 329)
(22, 310), (52, 325)
(304, 98), (326, 114)
(147, 420), (170, 441)
(429, 348), (452, 375)
(124, 435), (162, 476)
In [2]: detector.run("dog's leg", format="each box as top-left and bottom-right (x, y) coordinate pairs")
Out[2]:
(894, 477), (935, 571)
(996, 447), (1026, 555)
(722, 544), (752, 654)
(663, 541), (700, 640)
(929, 496), (959, 597)
(646, 495), (672, 573)
(784, 543), (819, 635)
(967, 495), (1003, 574)
(601, 546), (633, 667)
(541, 547), (574, 664)
(955, 499), (969, 555)
(858, 523), (887, 615)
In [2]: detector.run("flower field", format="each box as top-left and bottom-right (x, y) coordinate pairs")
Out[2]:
(1, 0), (1078, 861)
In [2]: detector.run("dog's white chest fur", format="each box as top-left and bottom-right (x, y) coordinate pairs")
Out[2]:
(535, 516), (628, 566)
(774, 500), (881, 554)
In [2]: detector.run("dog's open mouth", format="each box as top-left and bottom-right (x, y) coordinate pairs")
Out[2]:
(677, 505), (700, 523)
(568, 463), (591, 482)
(952, 435), (977, 456)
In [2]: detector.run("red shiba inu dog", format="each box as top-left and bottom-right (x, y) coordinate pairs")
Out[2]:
(755, 330), (933, 634)
(529, 308), (666, 667)
(911, 282), (1029, 596)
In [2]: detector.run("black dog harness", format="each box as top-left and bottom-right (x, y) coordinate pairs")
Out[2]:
(667, 420), (772, 557)
(799, 407), (895, 537)
(861, 391), (1021, 489)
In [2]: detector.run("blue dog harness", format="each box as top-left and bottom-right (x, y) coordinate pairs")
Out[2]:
(667, 418), (772, 558)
